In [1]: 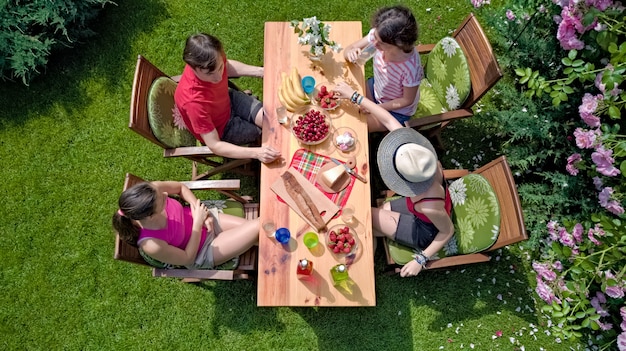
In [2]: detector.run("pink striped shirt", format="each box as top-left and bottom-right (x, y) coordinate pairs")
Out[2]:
(368, 29), (423, 116)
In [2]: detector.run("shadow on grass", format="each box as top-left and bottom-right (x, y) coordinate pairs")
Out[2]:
(0, 0), (167, 127)
(192, 246), (540, 351)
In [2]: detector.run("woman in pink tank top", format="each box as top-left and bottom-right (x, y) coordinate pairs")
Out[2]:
(113, 181), (258, 269)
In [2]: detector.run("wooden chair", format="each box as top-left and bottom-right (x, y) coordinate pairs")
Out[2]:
(405, 13), (503, 146)
(129, 54), (256, 180)
(113, 173), (259, 281)
(381, 156), (527, 273)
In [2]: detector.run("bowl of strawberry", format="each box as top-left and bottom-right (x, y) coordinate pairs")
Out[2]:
(326, 224), (358, 256)
(314, 84), (341, 111)
(291, 105), (332, 145)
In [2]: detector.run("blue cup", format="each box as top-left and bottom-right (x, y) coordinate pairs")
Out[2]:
(275, 227), (291, 244)
(301, 76), (316, 94)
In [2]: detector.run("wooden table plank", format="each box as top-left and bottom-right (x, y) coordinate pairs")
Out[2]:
(258, 21), (375, 307)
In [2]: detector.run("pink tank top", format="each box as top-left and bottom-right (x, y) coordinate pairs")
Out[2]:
(137, 198), (207, 253)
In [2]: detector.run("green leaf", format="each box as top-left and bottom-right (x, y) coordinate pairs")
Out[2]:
(608, 105), (621, 119)
(575, 311), (586, 318)
(568, 50), (577, 60)
(581, 318), (590, 328)
(515, 68), (527, 76)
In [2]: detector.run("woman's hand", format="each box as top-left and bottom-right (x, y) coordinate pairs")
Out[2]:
(400, 260), (424, 277)
(191, 199), (210, 230)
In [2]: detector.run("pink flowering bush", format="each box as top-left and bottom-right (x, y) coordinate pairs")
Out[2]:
(472, 0), (625, 348)
(505, 0), (626, 348)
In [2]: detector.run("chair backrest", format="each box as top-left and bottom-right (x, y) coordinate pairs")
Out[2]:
(129, 55), (173, 150)
(453, 13), (503, 109)
(473, 156), (527, 250)
(113, 173), (151, 266)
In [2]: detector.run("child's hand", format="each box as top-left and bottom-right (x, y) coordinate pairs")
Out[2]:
(333, 82), (355, 100)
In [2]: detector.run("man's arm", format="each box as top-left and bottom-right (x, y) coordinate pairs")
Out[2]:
(227, 59), (263, 78)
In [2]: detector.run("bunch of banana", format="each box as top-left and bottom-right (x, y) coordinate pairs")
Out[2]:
(278, 67), (310, 112)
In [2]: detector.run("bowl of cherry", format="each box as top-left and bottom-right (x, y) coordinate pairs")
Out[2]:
(291, 105), (332, 145)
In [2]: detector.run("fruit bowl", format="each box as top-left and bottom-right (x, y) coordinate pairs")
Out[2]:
(312, 83), (341, 111)
(326, 224), (359, 257)
(291, 105), (332, 145)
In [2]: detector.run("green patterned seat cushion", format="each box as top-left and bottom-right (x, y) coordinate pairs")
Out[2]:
(387, 174), (501, 265)
(147, 77), (196, 148)
(139, 199), (244, 269)
(411, 37), (471, 120)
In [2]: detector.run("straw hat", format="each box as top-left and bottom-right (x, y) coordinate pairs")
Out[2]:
(377, 128), (438, 197)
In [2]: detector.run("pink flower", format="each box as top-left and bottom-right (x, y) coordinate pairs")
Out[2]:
(588, 227), (603, 245)
(533, 261), (557, 281)
(597, 319), (613, 331)
(471, 0), (491, 8)
(592, 146), (621, 177)
(552, 261), (563, 271)
(566, 153), (582, 175)
(621, 306), (626, 320)
(557, 19), (585, 50)
(547, 220), (560, 241)
(559, 227), (576, 247)
(536, 277), (561, 304)
(606, 200), (625, 215)
(606, 285), (624, 299)
(587, 0), (615, 11)
(506, 9), (516, 20)
(591, 292), (610, 317)
(617, 332), (626, 351)
(599, 187), (613, 207)
(573, 128), (600, 149)
(593, 176), (603, 190)
(572, 223), (583, 243)
(579, 93), (601, 127)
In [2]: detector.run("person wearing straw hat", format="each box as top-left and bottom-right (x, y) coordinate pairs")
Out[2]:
(334, 82), (454, 277)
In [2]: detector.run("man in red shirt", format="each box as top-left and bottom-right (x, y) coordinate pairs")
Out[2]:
(174, 33), (280, 163)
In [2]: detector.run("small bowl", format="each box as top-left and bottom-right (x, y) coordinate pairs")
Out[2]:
(291, 105), (332, 145)
(332, 126), (358, 153)
(325, 224), (359, 257)
(312, 83), (341, 111)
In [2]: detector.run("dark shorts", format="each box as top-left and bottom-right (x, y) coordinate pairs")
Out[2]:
(367, 77), (411, 125)
(389, 197), (438, 250)
(221, 89), (262, 145)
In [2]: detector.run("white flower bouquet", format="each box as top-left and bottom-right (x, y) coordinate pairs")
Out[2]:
(290, 16), (342, 56)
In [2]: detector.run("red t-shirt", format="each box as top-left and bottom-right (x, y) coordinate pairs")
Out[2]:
(174, 58), (231, 143)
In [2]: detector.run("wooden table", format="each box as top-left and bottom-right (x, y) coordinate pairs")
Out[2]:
(257, 21), (375, 307)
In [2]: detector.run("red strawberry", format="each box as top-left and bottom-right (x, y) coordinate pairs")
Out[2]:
(329, 233), (337, 242)
(343, 246), (351, 253)
(337, 234), (345, 242)
(321, 85), (327, 93)
(330, 101), (337, 108)
(348, 238), (355, 245)
(333, 246), (341, 253)
(321, 102), (328, 108)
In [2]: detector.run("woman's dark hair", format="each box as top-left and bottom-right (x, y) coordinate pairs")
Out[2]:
(112, 182), (158, 246)
(183, 33), (225, 71)
(371, 6), (419, 53)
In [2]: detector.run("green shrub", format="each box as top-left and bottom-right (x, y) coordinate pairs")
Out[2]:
(0, 0), (113, 85)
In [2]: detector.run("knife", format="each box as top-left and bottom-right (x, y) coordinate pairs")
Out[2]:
(330, 157), (367, 184)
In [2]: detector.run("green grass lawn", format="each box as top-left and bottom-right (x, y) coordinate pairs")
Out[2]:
(0, 1), (581, 349)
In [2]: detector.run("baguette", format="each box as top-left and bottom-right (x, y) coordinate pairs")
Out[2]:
(281, 172), (326, 231)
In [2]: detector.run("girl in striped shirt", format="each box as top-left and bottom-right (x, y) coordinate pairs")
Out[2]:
(344, 6), (423, 131)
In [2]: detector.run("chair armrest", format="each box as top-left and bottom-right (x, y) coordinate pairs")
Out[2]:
(416, 44), (435, 54)
(163, 146), (216, 158)
(181, 179), (240, 191)
(405, 109), (474, 130)
(443, 169), (470, 179)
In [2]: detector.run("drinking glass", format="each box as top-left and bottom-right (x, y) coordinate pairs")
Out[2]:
(276, 106), (289, 125)
(301, 76), (316, 95)
(341, 204), (356, 226)
(274, 227), (291, 244)
(262, 220), (277, 238)
(303, 232), (319, 249)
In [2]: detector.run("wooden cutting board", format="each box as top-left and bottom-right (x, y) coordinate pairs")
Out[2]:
(271, 167), (339, 231)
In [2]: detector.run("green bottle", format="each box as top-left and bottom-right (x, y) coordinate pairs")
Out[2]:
(330, 264), (349, 286)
